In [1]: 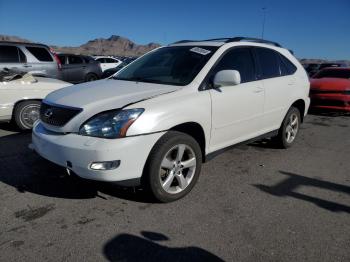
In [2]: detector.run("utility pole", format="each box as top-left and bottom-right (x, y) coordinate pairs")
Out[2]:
(261, 7), (267, 39)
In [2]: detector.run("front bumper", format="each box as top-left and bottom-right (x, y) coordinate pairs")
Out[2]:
(32, 122), (164, 183)
(310, 93), (350, 112)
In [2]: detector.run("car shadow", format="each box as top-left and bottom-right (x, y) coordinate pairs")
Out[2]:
(0, 122), (21, 132)
(253, 171), (350, 213)
(0, 131), (156, 203)
(308, 108), (350, 117)
(103, 231), (224, 262)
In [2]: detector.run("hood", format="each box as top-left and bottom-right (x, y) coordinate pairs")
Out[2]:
(310, 78), (350, 92)
(42, 79), (182, 132)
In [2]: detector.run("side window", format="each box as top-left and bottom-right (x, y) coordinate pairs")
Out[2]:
(97, 58), (105, 63)
(279, 54), (297, 75)
(0, 45), (22, 63)
(18, 48), (27, 62)
(25, 46), (53, 62)
(106, 58), (116, 63)
(68, 56), (83, 64)
(213, 48), (256, 83)
(255, 48), (281, 79)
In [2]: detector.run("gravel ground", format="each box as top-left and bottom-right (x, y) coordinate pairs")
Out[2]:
(0, 112), (349, 262)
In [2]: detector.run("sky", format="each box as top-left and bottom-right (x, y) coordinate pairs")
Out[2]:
(0, 0), (349, 60)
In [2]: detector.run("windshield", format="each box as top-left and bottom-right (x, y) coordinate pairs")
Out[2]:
(314, 69), (350, 79)
(114, 46), (218, 86)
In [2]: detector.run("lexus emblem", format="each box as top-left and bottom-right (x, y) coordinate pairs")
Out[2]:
(44, 108), (54, 118)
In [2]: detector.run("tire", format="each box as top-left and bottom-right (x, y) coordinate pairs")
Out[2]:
(85, 73), (98, 82)
(14, 100), (41, 130)
(274, 107), (301, 148)
(143, 131), (202, 203)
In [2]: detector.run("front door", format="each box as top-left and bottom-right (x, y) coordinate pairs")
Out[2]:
(208, 47), (265, 152)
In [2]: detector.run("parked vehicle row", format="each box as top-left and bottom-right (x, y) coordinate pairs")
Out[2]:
(0, 41), (139, 85)
(0, 42), (62, 79)
(31, 37), (310, 202)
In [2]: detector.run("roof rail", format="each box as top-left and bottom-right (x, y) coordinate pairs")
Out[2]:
(171, 36), (282, 47)
(226, 37), (281, 47)
(172, 38), (230, 44)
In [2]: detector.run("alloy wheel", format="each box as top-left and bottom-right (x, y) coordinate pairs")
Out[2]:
(159, 144), (197, 194)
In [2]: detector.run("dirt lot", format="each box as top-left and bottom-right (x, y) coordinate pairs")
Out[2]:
(0, 112), (349, 262)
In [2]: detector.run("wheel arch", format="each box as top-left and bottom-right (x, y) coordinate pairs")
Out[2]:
(291, 99), (306, 122)
(12, 98), (42, 118)
(168, 122), (207, 163)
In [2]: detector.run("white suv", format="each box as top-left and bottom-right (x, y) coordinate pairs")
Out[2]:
(32, 37), (310, 202)
(94, 56), (122, 72)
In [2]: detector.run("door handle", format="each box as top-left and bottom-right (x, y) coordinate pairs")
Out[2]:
(23, 64), (32, 68)
(253, 87), (264, 93)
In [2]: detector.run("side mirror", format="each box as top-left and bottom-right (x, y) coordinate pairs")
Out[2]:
(213, 70), (241, 88)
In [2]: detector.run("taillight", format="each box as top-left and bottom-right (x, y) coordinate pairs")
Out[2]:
(54, 53), (62, 70)
(50, 48), (62, 70)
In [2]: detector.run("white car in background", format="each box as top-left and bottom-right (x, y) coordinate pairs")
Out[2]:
(32, 37), (310, 202)
(0, 72), (71, 130)
(94, 56), (122, 72)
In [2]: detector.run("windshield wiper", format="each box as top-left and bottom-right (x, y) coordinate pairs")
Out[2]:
(114, 76), (164, 84)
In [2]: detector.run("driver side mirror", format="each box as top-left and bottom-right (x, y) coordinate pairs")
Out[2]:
(213, 70), (241, 88)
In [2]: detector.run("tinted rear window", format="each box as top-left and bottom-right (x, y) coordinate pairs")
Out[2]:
(256, 48), (296, 79)
(68, 56), (84, 64)
(0, 45), (26, 63)
(279, 54), (297, 75)
(256, 48), (281, 78)
(26, 46), (53, 62)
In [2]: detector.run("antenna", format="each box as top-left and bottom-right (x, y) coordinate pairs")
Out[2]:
(261, 7), (267, 39)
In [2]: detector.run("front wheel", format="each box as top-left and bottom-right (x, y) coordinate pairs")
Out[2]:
(274, 107), (301, 148)
(144, 131), (202, 203)
(14, 100), (41, 130)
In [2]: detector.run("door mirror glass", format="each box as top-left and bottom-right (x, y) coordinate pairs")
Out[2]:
(213, 70), (241, 87)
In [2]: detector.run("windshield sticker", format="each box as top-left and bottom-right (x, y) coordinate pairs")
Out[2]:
(190, 47), (211, 55)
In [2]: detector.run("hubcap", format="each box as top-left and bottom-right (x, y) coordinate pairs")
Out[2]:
(21, 104), (40, 128)
(285, 113), (299, 143)
(159, 144), (196, 194)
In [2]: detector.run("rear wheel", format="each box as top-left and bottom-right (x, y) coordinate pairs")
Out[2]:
(85, 73), (98, 82)
(144, 131), (202, 203)
(274, 107), (301, 148)
(14, 100), (41, 130)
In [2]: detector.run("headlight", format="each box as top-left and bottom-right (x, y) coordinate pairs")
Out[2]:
(79, 108), (144, 138)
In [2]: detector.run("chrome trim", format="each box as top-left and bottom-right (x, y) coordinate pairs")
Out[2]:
(42, 100), (83, 112)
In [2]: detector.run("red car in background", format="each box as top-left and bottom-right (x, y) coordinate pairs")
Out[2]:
(310, 68), (350, 111)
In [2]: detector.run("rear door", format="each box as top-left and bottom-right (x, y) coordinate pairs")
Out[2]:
(209, 47), (265, 151)
(24, 46), (56, 77)
(254, 47), (297, 130)
(66, 55), (85, 83)
(0, 45), (27, 72)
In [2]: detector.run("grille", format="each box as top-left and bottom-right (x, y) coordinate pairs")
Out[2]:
(40, 102), (82, 127)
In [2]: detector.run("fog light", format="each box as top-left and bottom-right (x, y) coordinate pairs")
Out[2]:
(90, 160), (120, 170)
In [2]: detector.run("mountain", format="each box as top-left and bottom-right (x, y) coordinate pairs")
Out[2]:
(0, 35), (32, 43)
(0, 34), (160, 57)
(52, 35), (160, 57)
